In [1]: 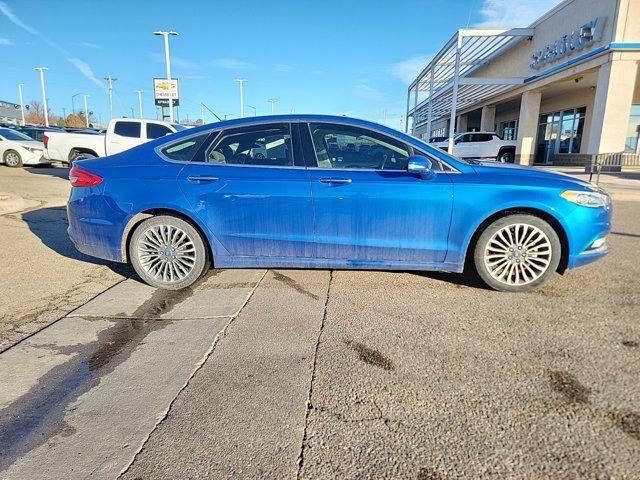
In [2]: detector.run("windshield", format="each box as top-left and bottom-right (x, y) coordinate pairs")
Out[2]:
(0, 128), (33, 141)
(172, 124), (187, 131)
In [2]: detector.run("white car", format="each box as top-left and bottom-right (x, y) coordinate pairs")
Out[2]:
(44, 118), (186, 164)
(0, 128), (48, 168)
(431, 132), (517, 162)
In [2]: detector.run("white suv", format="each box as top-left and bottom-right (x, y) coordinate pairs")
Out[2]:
(432, 132), (516, 162)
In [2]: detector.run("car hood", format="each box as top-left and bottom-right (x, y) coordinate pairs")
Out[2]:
(471, 161), (598, 191)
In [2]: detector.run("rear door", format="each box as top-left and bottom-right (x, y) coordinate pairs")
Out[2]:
(145, 122), (174, 141)
(302, 122), (453, 264)
(175, 122), (314, 258)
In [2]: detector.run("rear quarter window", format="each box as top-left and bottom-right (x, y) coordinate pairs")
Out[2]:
(160, 133), (211, 162)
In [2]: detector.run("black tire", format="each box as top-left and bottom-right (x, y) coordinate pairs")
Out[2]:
(473, 214), (561, 293)
(72, 151), (97, 162)
(129, 215), (210, 290)
(3, 150), (23, 168)
(497, 149), (515, 163)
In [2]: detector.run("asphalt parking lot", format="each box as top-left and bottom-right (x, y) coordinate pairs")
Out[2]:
(0, 166), (639, 479)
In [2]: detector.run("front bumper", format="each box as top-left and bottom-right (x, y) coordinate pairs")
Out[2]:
(565, 203), (612, 270)
(22, 150), (49, 165)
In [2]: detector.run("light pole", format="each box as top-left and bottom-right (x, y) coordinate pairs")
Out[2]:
(268, 99), (276, 115)
(34, 67), (49, 127)
(235, 79), (247, 118)
(104, 76), (117, 120)
(18, 84), (25, 125)
(200, 102), (205, 125)
(153, 30), (178, 123)
(246, 104), (256, 116)
(71, 92), (82, 114)
(135, 90), (144, 118)
(83, 95), (90, 127)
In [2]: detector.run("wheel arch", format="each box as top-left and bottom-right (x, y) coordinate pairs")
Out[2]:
(68, 147), (99, 162)
(464, 206), (569, 274)
(121, 208), (214, 265)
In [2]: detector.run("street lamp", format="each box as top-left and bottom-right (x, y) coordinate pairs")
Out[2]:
(71, 92), (82, 114)
(268, 99), (276, 115)
(18, 84), (25, 126)
(83, 95), (90, 127)
(235, 79), (248, 118)
(104, 76), (117, 120)
(34, 67), (49, 127)
(246, 104), (257, 116)
(135, 90), (144, 118)
(153, 30), (179, 123)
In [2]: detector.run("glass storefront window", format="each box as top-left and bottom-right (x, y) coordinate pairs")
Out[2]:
(534, 107), (586, 164)
(626, 105), (640, 153)
(500, 120), (518, 140)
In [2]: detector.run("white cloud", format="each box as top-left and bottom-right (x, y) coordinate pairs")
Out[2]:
(0, 1), (106, 90)
(354, 83), (385, 101)
(391, 55), (431, 84)
(476, 0), (563, 27)
(275, 63), (292, 72)
(0, 37), (12, 45)
(73, 41), (100, 49)
(211, 57), (257, 70)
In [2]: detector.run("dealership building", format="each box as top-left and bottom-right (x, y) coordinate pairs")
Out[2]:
(406, 0), (640, 166)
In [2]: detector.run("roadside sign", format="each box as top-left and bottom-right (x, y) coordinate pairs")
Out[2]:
(153, 78), (179, 107)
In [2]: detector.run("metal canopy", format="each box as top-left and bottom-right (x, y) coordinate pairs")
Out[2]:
(406, 27), (534, 150)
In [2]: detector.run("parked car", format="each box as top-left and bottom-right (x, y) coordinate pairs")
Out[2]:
(431, 132), (517, 162)
(0, 127), (48, 167)
(44, 118), (186, 164)
(17, 125), (63, 142)
(67, 115), (611, 292)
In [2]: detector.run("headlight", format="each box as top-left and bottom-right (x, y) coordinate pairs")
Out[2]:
(560, 190), (610, 208)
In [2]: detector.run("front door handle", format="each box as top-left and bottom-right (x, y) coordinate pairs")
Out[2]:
(319, 177), (352, 185)
(187, 175), (219, 183)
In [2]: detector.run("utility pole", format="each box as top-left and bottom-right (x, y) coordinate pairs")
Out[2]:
(83, 95), (90, 127)
(235, 79), (247, 118)
(269, 99), (276, 115)
(104, 76), (117, 120)
(135, 90), (144, 118)
(154, 30), (179, 123)
(18, 84), (25, 125)
(71, 92), (82, 114)
(34, 67), (49, 127)
(62, 107), (66, 120)
(201, 102), (205, 125)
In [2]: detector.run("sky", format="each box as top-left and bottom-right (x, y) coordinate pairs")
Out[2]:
(0, 0), (562, 129)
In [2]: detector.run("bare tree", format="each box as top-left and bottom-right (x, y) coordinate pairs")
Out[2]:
(24, 100), (58, 126)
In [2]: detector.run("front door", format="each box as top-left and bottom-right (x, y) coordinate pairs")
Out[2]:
(176, 123), (313, 258)
(303, 122), (453, 264)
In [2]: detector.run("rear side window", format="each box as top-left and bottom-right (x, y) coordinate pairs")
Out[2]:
(114, 121), (141, 138)
(160, 134), (210, 162)
(147, 123), (173, 139)
(471, 133), (493, 142)
(206, 124), (293, 167)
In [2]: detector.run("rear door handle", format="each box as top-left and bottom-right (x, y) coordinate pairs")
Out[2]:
(187, 175), (219, 183)
(319, 177), (352, 184)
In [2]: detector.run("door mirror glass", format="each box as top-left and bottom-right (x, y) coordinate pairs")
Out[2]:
(407, 155), (435, 179)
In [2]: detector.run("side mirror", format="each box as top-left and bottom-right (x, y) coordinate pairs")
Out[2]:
(407, 155), (435, 179)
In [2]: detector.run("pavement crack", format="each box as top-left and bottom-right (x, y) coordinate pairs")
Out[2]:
(296, 270), (333, 479)
(117, 270), (268, 479)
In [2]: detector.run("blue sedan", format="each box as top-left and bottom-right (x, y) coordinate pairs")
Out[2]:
(67, 115), (611, 292)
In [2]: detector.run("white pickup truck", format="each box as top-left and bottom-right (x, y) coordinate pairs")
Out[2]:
(431, 132), (517, 163)
(44, 118), (186, 163)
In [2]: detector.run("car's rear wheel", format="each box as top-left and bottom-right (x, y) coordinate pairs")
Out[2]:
(473, 214), (561, 292)
(129, 215), (209, 290)
(4, 150), (23, 168)
(72, 151), (97, 162)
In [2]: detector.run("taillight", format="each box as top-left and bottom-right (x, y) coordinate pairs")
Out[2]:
(69, 166), (103, 187)
(43, 134), (49, 148)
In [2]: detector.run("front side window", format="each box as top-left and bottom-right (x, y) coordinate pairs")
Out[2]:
(206, 124), (293, 167)
(308, 123), (409, 170)
(147, 123), (173, 139)
(114, 121), (141, 138)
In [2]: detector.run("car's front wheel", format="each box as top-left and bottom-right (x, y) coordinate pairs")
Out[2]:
(129, 215), (210, 290)
(3, 150), (23, 168)
(473, 214), (561, 292)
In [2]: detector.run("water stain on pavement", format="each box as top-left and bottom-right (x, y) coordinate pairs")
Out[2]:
(608, 410), (640, 441)
(271, 271), (319, 300)
(0, 272), (217, 472)
(345, 340), (394, 371)
(548, 370), (591, 404)
(417, 467), (443, 480)
(621, 340), (638, 348)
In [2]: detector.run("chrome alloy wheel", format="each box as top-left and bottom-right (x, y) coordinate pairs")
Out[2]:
(136, 224), (197, 283)
(5, 151), (21, 167)
(483, 223), (553, 286)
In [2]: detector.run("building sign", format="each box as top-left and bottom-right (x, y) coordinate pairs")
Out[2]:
(530, 18), (602, 70)
(153, 78), (180, 107)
